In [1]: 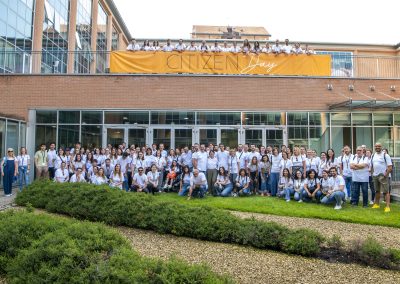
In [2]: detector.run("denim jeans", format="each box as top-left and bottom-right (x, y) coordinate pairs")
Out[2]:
(179, 182), (191, 196)
(260, 172), (270, 193)
(284, 187), (294, 200)
(343, 176), (352, 198)
(301, 189), (322, 202)
(192, 184), (207, 198)
(237, 186), (251, 196)
(321, 191), (345, 206)
(369, 176), (376, 202)
(221, 183), (233, 197)
(269, 172), (279, 196)
(48, 167), (56, 180)
(18, 166), (30, 191)
(230, 173), (238, 185)
(351, 181), (369, 206)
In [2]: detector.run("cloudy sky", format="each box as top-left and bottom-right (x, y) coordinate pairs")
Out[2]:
(114, 0), (399, 45)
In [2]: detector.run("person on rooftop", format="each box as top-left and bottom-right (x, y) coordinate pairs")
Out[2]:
(126, 38), (140, 51)
(272, 39), (282, 54)
(175, 39), (186, 52)
(199, 40), (209, 52)
(186, 41), (198, 51)
(162, 39), (174, 52)
(282, 39), (292, 54)
(211, 41), (222, 52)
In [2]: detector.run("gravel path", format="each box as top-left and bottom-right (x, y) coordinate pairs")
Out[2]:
(230, 211), (400, 249)
(118, 227), (400, 284)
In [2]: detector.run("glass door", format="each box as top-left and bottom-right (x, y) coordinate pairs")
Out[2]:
(174, 128), (193, 149)
(128, 128), (147, 148)
(245, 129), (263, 147)
(220, 128), (239, 148)
(107, 128), (125, 148)
(266, 129), (284, 148)
(152, 128), (172, 150)
(199, 128), (217, 146)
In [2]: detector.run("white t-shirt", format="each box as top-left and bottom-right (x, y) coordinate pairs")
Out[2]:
(279, 159), (293, 175)
(193, 151), (208, 172)
(351, 155), (370, 182)
(236, 175), (250, 187)
(186, 45), (198, 51)
(293, 179), (305, 192)
(292, 47), (303, 54)
(55, 168), (69, 183)
(70, 174), (86, 183)
(305, 178), (320, 191)
(162, 45), (174, 52)
(338, 154), (354, 177)
(216, 174), (230, 184)
(270, 155), (282, 173)
(147, 171), (159, 184)
(320, 177), (330, 193)
(306, 158), (319, 172)
(127, 43), (140, 51)
(211, 45), (222, 52)
(133, 173), (147, 187)
(282, 45), (293, 54)
(279, 176), (293, 188)
(262, 47), (272, 53)
(190, 172), (207, 187)
(175, 43), (186, 51)
(291, 155), (304, 168)
(236, 151), (248, 169)
(247, 152), (261, 163)
(180, 151), (193, 168)
(47, 149), (57, 167)
(217, 150), (229, 169)
(110, 171), (124, 189)
(272, 45), (281, 53)
(370, 152), (392, 176)
(230, 46), (241, 53)
(207, 157), (218, 170)
(17, 154), (30, 167)
(144, 155), (156, 168)
(228, 155), (239, 174)
(329, 175), (345, 191)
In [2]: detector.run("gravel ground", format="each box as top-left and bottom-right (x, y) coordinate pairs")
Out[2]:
(0, 192), (16, 211)
(118, 227), (400, 284)
(230, 211), (400, 249)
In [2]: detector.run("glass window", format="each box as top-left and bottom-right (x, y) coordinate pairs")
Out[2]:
(197, 112), (241, 125)
(245, 129), (263, 147)
(265, 129), (283, 148)
(153, 129), (171, 150)
(6, 121), (19, 152)
(0, 119), (4, 158)
(59, 111), (80, 124)
(128, 129), (146, 148)
(75, 0), (92, 73)
(105, 111), (149, 125)
(353, 127), (372, 150)
(394, 114), (400, 126)
(82, 111), (102, 124)
(331, 127), (351, 154)
(58, 125), (79, 149)
(111, 25), (119, 50)
(19, 123), (26, 148)
(309, 113), (330, 126)
(288, 126), (308, 149)
(352, 113), (371, 126)
(151, 111), (195, 125)
(106, 128), (124, 148)
(96, 3), (107, 73)
(175, 129), (192, 149)
(374, 127), (394, 156)
(81, 125), (102, 149)
(243, 112), (284, 126)
(200, 129), (217, 146)
(36, 110), (57, 123)
(221, 129), (238, 148)
(373, 113), (392, 126)
(35, 125), (56, 149)
(331, 113), (350, 126)
(309, 126), (330, 154)
(288, 113), (308, 126)
(316, 51), (353, 77)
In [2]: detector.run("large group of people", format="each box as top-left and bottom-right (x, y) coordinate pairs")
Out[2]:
(1, 141), (393, 212)
(127, 38), (316, 55)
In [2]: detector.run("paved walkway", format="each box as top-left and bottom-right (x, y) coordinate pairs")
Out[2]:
(0, 189), (17, 211)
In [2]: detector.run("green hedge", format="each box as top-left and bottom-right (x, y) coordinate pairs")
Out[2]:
(0, 211), (231, 284)
(16, 181), (324, 257)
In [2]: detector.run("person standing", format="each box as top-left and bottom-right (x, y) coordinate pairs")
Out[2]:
(16, 147), (30, 191)
(1, 148), (18, 196)
(350, 147), (370, 207)
(370, 143), (392, 212)
(34, 144), (48, 179)
(206, 150), (218, 194)
(47, 142), (57, 180)
(338, 145), (353, 199)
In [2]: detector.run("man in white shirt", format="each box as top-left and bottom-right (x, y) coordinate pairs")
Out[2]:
(304, 44), (315, 55)
(292, 42), (303, 54)
(228, 149), (240, 183)
(199, 40), (209, 52)
(230, 41), (241, 53)
(282, 39), (292, 54)
(221, 41), (230, 52)
(126, 39), (140, 51)
(272, 39), (282, 54)
(186, 41), (198, 51)
(102, 158), (114, 179)
(370, 143), (393, 212)
(339, 145), (354, 199)
(159, 144), (168, 158)
(70, 168), (86, 183)
(162, 39), (174, 52)
(210, 41), (222, 52)
(55, 161), (69, 183)
(192, 144), (208, 173)
(180, 146), (193, 170)
(132, 167), (148, 192)
(187, 169), (207, 200)
(350, 146), (370, 207)
(247, 144), (261, 162)
(236, 144), (248, 170)
(175, 39), (186, 52)
(321, 167), (345, 210)
(47, 142), (57, 180)
(216, 144), (229, 170)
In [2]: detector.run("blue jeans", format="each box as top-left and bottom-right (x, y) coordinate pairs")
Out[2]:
(179, 183), (191, 196)
(230, 173), (238, 185)
(221, 183), (233, 197)
(284, 187), (294, 200)
(260, 172), (270, 193)
(18, 166), (30, 191)
(237, 186), (251, 196)
(344, 176), (352, 198)
(301, 189), (322, 202)
(351, 181), (369, 207)
(269, 172), (279, 196)
(192, 184), (207, 198)
(321, 191), (345, 206)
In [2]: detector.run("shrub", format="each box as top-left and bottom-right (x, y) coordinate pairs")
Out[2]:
(16, 181), (325, 257)
(326, 234), (344, 251)
(0, 211), (232, 283)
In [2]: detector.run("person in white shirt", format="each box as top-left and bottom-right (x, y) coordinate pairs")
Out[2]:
(227, 149), (240, 185)
(278, 168), (294, 201)
(216, 144), (229, 170)
(146, 164), (159, 194)
(293, 170), (305, 202)
(252, 41), (261, 54)
(131, 167), (147, 192)
(269, 147), (282, 196)
(206, 150), (218, 193)
(306, 149), (319, 173)
(47, 142), (57, 180)
(304, 44), (315, 55)
(175, 39), (186, 52)
(93, 168), (108, 185)
(192, 144), (208, 173)
(151, 40), (161, 51)
(70, 168), (86, 183)
(279, 151), (293, 177)
(321, 167), (345, 210)
(230, 41), (241, 53)
(214, 167), (233, 197)
(272, 39), (282, 54)
(292, 42), (303, 55)
(54, 148), (66, 170)
(141, 40), (151, 51)
(242, 39), (251, 54)
(221, 41), (230, 52)
(234, 169), (251, 196)
(236, 144), (248, 170)
(17, 147), (30, 191)
(210, 41), (222, 52)
(186, 41), (198, 51)
(178, 165), (193, 197)
(370, 143), (393, 212)
(162, 39), (174, 52)
(318, 152), (328, 177)
(110, 164), (124, 190)
(118, 152), (131, 191)
(290, 147), (306, 179)
(301, 169), (322, 202)
(338, 145), (353, 199)
(282, 39), (292, 54)
(199, 40), (209, 52)
(126, 39), (140, 51)
(144, 148), (156, 173)
(54, 161), (69, 183)
(187, 169), (207, 200)
(247, 144), (261, 163)
(102, 158), (114, 179)
(262, 43), (272, 54)
(180, 146), (193, 170)
(350, 146), (370, 207)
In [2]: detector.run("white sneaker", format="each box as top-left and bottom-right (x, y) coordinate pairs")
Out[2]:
(298, 200), (303, 203)
(369, 201), (374, 205)
(334, 205), (342, 210)
(286, 199), (290, 202)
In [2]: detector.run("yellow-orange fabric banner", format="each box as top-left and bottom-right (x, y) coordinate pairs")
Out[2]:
(110, 51), (331, 76)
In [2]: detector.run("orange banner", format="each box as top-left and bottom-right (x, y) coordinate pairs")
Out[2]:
(110, 51), (331, 76)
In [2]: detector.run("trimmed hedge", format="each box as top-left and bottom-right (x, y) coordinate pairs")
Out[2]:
(0, 211), (231, 283)
(16, 181), (324, 257)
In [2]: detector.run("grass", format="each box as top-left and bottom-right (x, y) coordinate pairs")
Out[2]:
(155, 194), (400, 228)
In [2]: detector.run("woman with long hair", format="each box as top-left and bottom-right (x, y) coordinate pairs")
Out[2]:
(247, 156), (259, 194)
(214, 166), (233, 197)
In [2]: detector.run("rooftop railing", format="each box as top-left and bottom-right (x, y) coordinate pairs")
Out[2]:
(0, 50), (399, 78)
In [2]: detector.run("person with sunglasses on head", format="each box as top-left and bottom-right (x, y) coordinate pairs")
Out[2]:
(1, 148), (18, 196)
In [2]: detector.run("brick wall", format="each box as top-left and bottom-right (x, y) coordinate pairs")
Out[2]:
(0, 75), (399, 121)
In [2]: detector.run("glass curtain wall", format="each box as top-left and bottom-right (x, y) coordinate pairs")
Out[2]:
(96, 3), (107, 73)
(74, 0), (92, 73)
(0, 0), (35, 73)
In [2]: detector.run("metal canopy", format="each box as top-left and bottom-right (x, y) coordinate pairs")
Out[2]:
(329, 99), (400, 110)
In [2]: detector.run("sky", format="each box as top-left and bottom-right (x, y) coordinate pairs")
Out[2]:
(113, 0), (399, 45)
